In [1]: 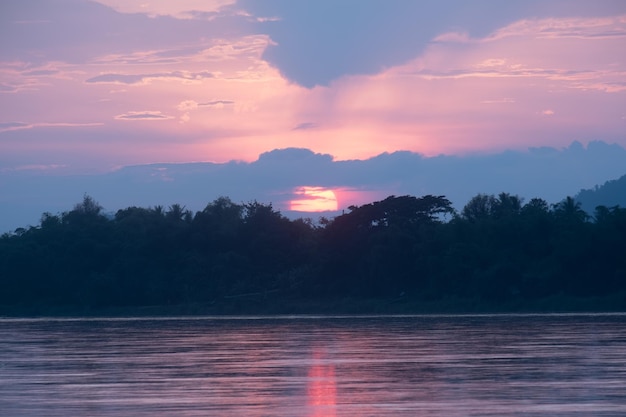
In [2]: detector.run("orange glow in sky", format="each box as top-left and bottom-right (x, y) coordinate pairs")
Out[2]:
(290, 187), (339, 212)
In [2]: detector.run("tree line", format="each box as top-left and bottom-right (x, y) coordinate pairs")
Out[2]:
(1, 193), (625, 314)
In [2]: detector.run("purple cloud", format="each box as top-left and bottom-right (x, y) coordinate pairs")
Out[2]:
(199, 100), (235, 106)
(2, 140), (626, 234)
(0, 121), (30, 132)
(240, 0), (626, 87)
(114, 111), (174, 120)
(86, 71), (214, 85)
(21, 69), (60, 76)
(292, 122), (318, 130)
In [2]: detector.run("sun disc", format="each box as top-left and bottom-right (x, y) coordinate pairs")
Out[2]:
(290, 186), (338, 212)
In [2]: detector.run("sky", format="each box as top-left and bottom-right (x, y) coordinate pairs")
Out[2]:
(1, 0), (626, 228)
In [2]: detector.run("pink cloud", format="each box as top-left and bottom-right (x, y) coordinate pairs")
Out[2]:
(114, 111), (174, 121)
(287, 14), (626, 156)
(92, 0), (236, 19)
(1, 8), (624, 171)
(488, 15), (626, 41)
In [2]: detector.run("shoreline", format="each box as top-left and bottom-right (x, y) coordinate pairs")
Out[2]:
(2, 292), (625, 318)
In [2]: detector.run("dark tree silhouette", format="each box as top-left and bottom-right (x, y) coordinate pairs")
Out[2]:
(1, 192), (625, 314)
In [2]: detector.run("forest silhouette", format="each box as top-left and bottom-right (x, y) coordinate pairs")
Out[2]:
(1, 193), (625, 315)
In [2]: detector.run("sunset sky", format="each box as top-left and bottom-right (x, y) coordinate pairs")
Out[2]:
(1, 0), (626, 225)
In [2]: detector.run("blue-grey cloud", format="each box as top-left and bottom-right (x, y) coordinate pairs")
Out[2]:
(0, 121), (102, 133)
(21, 69), (60, 76)
(199, 100), (234, 106)
(292, 122), (318, 130)
(0, 121), (30, 132)
(2, 140), (625, 233)
(0, 83), (17, 93)
(114, 111), (173, 120)
(240, 0), (626, 87)
(86, 71), (214, 84)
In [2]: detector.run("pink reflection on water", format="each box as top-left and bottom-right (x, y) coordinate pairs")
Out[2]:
(307, 348), (337, 417)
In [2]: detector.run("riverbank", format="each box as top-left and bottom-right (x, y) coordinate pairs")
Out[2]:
(2, 292), (625, 317)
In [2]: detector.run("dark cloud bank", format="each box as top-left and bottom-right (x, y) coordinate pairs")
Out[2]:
(2, 141), (626, 233)
(242, 0), (626, 87)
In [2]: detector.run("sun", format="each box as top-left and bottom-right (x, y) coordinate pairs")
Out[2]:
(290, 186), (338, 212)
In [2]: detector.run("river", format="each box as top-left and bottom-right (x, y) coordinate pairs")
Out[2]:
(1, 314), (625, 416)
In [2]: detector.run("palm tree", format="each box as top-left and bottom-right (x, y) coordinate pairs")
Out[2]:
(553, 196), (589, 223)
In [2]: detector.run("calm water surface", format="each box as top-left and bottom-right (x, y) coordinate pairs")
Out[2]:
(1, 314), (625, 416)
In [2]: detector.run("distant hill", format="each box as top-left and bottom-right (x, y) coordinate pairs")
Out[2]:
(576, 173), (626, 214)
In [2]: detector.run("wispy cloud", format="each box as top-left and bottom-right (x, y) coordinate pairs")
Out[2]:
(398, 15), (626, 94)
(91, 36), (269, 67)
(481, 98), (516, 104)
(0, 122), (30, 132)
(0, 79), (45, 94)
(200, 100), (235, 107)
(177, 100), (199, 111)
(0, 62), (78, 94)
(179, 99), (235, 110)
(21, 69), (60, 76)
(176, 99), (235, 123)
(86, 71), (214, 85)
(7, 164), (68, 172)
(489, 16), (626, 40)
(0, 121), (103, 133)
(93, 0), (237, 19)
(292, 122), (318, 131)
(114, 111), (174, 121)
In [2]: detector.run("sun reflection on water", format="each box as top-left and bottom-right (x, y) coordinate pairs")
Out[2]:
(307, 348), (337, 417)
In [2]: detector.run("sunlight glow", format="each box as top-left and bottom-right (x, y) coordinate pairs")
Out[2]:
(307, 349), (337, 417)
(290, 186), (338, 212)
